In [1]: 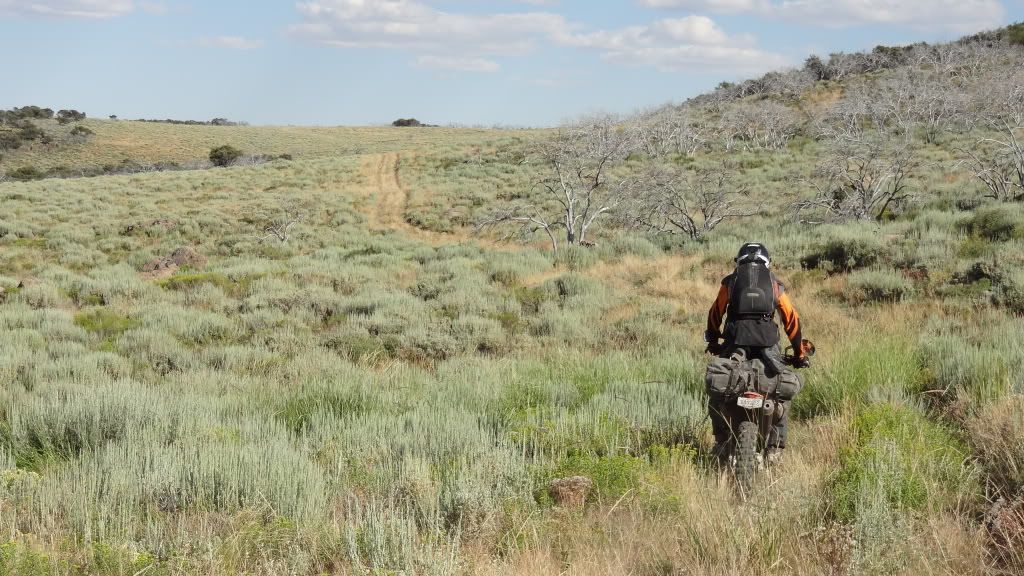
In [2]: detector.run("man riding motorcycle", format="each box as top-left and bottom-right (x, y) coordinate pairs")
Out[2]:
(705, 242), (809, 461)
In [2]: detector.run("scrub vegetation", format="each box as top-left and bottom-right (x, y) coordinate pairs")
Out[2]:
(1, 24), (1024, 576)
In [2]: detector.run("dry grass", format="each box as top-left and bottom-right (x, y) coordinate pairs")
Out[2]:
(0, 119), (542, 172)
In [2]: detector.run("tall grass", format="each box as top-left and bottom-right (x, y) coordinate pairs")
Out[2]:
(0, 116), (1020, 574)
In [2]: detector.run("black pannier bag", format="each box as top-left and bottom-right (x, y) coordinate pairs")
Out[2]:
(705, 354), (803, 401)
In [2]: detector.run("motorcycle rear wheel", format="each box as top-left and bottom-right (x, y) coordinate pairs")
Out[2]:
(734, 420), (759, 498)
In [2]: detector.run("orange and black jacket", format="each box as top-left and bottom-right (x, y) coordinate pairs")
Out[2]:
(707, 273), (803, 355)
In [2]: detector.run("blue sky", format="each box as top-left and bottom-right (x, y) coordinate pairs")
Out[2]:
(2, 0), (1023, 126)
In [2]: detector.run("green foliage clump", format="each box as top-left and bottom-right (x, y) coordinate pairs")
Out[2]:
(802, 234), (884, 273)
(847, 268), (914, 303)
(278, 388), (378, 434)
(209, 145), (243, 167)
(68, 125), (94, 141)
(6, 166), (44, 182)
(554, 245), (601, 271)
(543, 273), (603, 307)
(1004, 22), (1024, 45)
(997, 270), (1024, 315)
(793, 337), (920, 419)
(830, 403), (977, 525)
(950, 260), (1024, 315)
(0, 541), (55, 576)
(74, 308), (139, 341)
(918, 313), (1024, 404)
(55, 109), (86, 124)
(961, 205), (1024, 242)
(159, 271), (256, 298)
(553, 453), (645, 503)
(828, 403), (979, 574)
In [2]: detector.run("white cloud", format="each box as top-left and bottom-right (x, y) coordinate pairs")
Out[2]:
(415, 55), (500, 72)
(292, 0), (571, 54)
(198, 36), (264, 50)
(292, 1), (785, 75)
(0, 0), (135, 18)
(638, 0), (1006, 33)
(640, 0), (768, 13)
(558, 15), (787, 73)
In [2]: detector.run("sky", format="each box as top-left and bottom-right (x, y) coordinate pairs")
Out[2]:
(1, 1), (1023, 127)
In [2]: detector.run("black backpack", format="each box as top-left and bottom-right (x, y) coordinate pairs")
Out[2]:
(724, 262), (780, 348)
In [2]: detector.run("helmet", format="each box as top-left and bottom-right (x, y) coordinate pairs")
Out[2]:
(735, 242), (771, 267)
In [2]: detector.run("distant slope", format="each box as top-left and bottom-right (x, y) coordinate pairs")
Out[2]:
(0, 119), (539, 173)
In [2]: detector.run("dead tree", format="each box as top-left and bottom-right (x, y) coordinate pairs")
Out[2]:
(960, 72), (1024, 202)
(632, 164), (759, 240)
(477, 114), (643, 253)
(962, 121), (1024, 202)
(257, 202), (305, 243)
(635, 107), (710, 157)
(793, 134), (916, 223)
(720, 100), (802, 152)
(475, 205), (561, 253)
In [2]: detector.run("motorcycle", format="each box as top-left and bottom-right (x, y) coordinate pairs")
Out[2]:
(707, 340), (815, 498)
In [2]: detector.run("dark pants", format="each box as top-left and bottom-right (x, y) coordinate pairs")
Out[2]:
(709, 345), (789, 450)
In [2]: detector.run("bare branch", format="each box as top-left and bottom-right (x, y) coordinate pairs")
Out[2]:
(632, 163), (761, 240)
(256, 202), (305, 243)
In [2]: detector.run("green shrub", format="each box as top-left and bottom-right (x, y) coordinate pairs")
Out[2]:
(1005, 22), (1024, 45)
(513, 286), (550, 314)
(554, 244), (599, 271)
(802, 234), (884, 273)
(953, 260), (1005, 285)
(0, 131), (24, 151)
(210, 145), (244, 167)
(962, 205), (1023, 241)
(793, 337), (920, 419)
(543, 272), (603, 307)
(74, 309), (139, 341)
(998, 270), (1024, 315)
(55, 109), (86, 124)
(951, 262), (1024, 315)
(830, 403), (978, 524)
(0, 541), (54, 576)
(6, 166), (44, 182)
(918, 334), (1016, 405)
(159, 271), (255, 298)
(848, 268), (914, 303)
(68, 125), (94, 139)
(279, 387), (378, 434)
(553, 453), (645, 503)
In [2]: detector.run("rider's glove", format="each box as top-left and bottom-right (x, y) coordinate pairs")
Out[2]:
(792, 355), (811, 369)
(704, 330), (722, 355)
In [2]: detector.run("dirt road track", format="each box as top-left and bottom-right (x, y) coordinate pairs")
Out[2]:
(367, 152), (409, 230)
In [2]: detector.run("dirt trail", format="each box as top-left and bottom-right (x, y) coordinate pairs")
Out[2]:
(358, 152), (511, 249)
(367, 152), (410, 230)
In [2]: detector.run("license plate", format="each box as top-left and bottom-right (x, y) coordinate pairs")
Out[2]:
(737, 396), (764, 409)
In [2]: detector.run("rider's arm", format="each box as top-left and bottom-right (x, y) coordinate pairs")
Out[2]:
(706, 283), (729, 341)
(777, 292), (803, 356)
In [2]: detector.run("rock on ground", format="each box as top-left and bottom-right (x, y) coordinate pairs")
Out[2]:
(548, 476), (593, 508)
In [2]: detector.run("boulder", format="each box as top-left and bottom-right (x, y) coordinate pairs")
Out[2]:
(547, 476), (593, 508)
(168, 246), (207, 269)
(141, 246), (207, 280)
